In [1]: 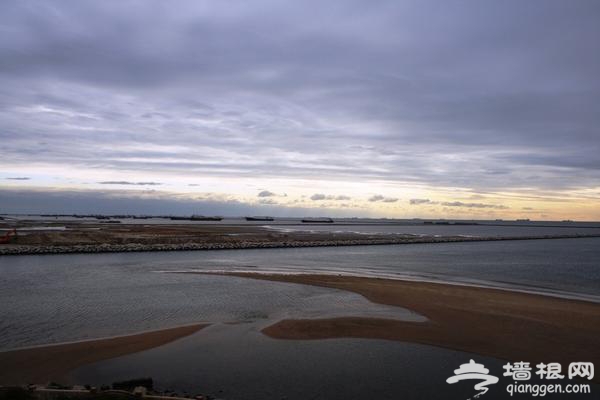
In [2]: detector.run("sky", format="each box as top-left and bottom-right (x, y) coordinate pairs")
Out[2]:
(1, 0), (599, 220)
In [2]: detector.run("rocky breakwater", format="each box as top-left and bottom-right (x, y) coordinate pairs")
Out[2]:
(1, 233), (599, 255)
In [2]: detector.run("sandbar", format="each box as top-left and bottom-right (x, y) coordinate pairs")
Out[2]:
(0, 323), (207, 385)
(221, 272), (600, 383)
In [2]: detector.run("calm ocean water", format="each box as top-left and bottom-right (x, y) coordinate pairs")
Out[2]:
(1, 236), (599, 399)
(1, 237), (598, 350)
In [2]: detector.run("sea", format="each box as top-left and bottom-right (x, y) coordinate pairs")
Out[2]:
(0, 220), (599, 399)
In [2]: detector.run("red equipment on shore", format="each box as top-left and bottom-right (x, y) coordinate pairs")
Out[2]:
(0, 228), (17, 244)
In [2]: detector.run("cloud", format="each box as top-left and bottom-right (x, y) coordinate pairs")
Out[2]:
(257, 198), (277, 205)
(5, 177), (30, 180)
(0, 0), (599, 217)
(441, 201), (508, 210)
(410, 198), (434, 205)
(258, 190), (276, 197)
(409, 198), (507, 209)
(310, 193), (351, 201)
(369, 195), (397, 203)
(98, 181), (162, 186)
(409, 198), (508, 209)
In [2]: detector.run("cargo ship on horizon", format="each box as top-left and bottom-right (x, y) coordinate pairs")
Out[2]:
(301, 217), (334, 223)
(170, 215), (223, 221)
(245, 216), (274, 221)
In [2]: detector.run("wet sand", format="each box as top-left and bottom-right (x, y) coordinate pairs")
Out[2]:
(220, 272), (600, 383)
(0, 323), (207, 385)
(2, 273), (600, 387)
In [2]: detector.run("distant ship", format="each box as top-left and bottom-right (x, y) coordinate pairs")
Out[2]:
(301, 217), (334, 223)
(245, 216), (274, 221)
(169, 215), (223, 221)
(190, 215), (223, 221)
(516, 218), (530, 222)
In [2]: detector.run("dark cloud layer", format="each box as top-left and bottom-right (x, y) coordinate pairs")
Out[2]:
(1, 0), (599, 201)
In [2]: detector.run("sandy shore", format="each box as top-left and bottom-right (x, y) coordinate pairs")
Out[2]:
(220, 272), (600, 382)
(2, 273), (599, 387)
(0, 324), (207, 385)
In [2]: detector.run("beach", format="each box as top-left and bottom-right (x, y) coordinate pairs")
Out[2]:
(0, 324), (206, 385)
(2, 272), (599, 387)
(225, 272), (600, 380)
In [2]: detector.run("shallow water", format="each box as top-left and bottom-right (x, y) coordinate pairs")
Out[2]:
(1, 237), (599, 350)
(71, 326), (598, 400)
(0, 271), (422, 350)
(199, 237), (600, 300)
(2, 237), (599, 398)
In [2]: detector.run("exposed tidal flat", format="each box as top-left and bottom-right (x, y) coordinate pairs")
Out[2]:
(1, 232), (600, 399)
(2, 271), (599, 399)
(0, 324), (208, 385)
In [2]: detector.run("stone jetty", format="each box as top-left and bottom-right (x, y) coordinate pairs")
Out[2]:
(1, 233), (598, 256)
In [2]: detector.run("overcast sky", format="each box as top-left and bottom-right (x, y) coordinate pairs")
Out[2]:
(1, 1), (599, 219)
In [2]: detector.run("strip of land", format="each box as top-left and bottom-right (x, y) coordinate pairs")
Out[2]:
(0, 324), (207, 385)
(1, 220), (599, 255)
(218, 272), (600, 383)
